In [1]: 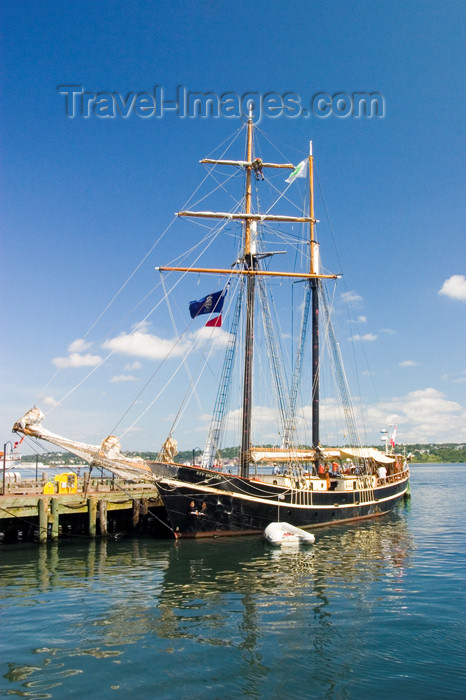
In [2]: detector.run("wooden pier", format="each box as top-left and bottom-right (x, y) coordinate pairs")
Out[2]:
(0, 474), (165, 544)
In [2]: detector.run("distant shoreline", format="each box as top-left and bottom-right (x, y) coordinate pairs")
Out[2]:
(18, 443), (466, 466)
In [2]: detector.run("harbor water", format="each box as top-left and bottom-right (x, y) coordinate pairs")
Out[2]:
(1, 464), (465, 699)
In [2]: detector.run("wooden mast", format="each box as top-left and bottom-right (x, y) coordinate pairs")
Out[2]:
(309, 142), (320, 452)
(240, 113), (255, 477)
(158, 126), (338, 472)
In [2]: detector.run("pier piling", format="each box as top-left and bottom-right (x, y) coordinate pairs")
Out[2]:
(132, 498), (140, 528)
(1, 476), (163, 545)
(88, 497), (97, 537)
(51, 498), (59, 541)
(38, 498), (48, 544)
(99, 499), (108, 537)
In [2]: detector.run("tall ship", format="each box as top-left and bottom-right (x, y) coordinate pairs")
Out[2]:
(13, 116), (410, 537)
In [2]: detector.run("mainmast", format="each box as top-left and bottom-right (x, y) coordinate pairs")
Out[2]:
(308, 143), (320, 451)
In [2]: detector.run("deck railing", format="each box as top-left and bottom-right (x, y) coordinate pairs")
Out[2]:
(377, 467), (410, 487)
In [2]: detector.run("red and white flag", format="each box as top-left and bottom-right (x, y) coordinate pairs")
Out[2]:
(205, 315), (222, 328)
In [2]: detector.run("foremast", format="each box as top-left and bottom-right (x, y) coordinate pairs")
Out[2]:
(240, 115), (255, 476)
(158, 117), (336, 477)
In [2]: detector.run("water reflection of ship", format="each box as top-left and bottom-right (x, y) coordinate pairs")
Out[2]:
(4, 511), (414, 607)
(159, 513), (412, 592)
(157, 515), (414, 694)
(2, 514), (414, 696)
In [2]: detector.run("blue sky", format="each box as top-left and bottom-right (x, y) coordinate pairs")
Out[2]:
(1, 0), (465, 453)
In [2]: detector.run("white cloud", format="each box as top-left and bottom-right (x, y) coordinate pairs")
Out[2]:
(52, 352), (102, 368)
(52, 337), (101, 368)
(341, 291), (363, 304)
(438, 274), (466, 301)
(110, 374), (139, 383)
(42, 395), (59, 407)
(68, 338), (92, 353)
(372, 387), (466, 443)
(290, 389), (465, 444)
(102, 325), (231, 360)
(399, 360), (419, 367)
(102, 328), (189, 360)
(351, 333), (378, 341)
(225, 406), (279, 431)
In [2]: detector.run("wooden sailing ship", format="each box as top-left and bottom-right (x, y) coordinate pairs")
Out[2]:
(13, 115), (410, 537)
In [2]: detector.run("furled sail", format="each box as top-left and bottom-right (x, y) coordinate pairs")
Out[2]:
(159, 437), (178, 463)
(250, 447), (316, 463)
(338, 447), (395, 464)
(13, 407), (155, 482)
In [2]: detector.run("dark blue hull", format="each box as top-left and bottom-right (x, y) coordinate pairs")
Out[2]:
(150, 462), (410, 538)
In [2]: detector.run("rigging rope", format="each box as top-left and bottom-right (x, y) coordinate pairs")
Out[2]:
(257, 275), (289, 440)
(320, 284), (365, 453)
(161, 274), (204, 415)
(284, 282), (312, 447)
(201, 278), (244, 468)
(163, 274), (236, 445)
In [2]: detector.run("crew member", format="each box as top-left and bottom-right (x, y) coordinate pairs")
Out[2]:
(252, 157), (264, 181)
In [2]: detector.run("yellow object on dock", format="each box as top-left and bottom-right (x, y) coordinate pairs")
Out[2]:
(43, 482), (55, 494)
(54, 472), (78, 494)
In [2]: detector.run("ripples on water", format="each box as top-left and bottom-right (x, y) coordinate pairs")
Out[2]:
(1, 465), (465, 699)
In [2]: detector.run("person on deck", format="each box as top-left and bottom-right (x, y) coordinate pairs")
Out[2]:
(377, 465), (387, 484)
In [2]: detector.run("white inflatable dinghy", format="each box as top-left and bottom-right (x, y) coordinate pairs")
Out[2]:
(264, 522), (315, 546)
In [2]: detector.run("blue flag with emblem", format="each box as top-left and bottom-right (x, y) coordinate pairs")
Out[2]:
(189, 289), (226, 319)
